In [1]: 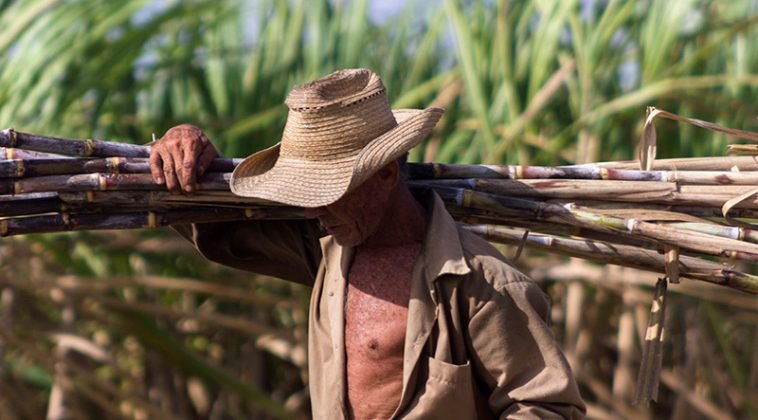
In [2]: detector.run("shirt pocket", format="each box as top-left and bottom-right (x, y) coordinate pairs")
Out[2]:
(402, 357), (475, 419)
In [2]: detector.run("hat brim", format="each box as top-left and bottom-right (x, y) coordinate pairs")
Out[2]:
(230, 107), (443, 207)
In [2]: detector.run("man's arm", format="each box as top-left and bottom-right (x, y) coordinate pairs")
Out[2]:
(466, 269), (586, 419)
(173, 220), (322, 287)
(152, 125), (322, 286)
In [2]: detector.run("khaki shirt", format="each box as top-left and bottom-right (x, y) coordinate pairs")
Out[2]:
(183, 193), (585, 419)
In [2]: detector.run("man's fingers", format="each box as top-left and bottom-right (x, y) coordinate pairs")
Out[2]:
(149, 151), (165, 184)
(152, 124), (218, 193)
(197, 144), (219, 177)
(161, 153), (180, 192)
(180, 148), (198, 193)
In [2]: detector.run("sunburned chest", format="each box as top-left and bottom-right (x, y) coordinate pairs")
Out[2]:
(344, 244), (421, 356)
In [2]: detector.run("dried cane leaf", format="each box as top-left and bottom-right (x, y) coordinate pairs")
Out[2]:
(654, 109), (758, 143)
(663, 245), (679, 284)
(512, 229), (530, 261)
(634, 278), (668, 405)
(721, 187), (758, 216)
(726, 144), (758, 155)
(639, 106), (662, 171)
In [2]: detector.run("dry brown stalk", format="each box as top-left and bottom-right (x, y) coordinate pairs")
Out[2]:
(3, 173), (231, 195)
(416, 178), (758, 208)
(0, 147), (69, 160)
(0, 129), (149, 157)
(583, 156), (758, 171)
(443, 188), (758, 262)
(463, 224), (758, 294)
(2, 128), (758, 297)
(726, 144), (758, 155)
(634, 279), (668, 405)
(411, 162), (758, 184)
(0, 207), (304, 237)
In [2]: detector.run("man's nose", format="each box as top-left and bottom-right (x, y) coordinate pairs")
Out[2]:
(304, 206), (327, 219)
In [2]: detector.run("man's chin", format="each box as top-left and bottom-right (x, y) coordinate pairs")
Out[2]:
(330, 230), (367, 247)
(332, 235), (360, 247)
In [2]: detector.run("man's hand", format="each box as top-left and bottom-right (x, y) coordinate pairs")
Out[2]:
(149, 124), (220, 193)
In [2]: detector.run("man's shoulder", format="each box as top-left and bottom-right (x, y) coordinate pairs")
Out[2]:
(454, 225), (535, 290)
(446, 225), (551, 321)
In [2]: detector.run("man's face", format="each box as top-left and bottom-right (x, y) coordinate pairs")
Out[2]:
(304, 166), (396, 247)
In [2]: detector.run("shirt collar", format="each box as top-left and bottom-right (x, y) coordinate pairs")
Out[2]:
(418, 191), (471, 283)
(318, 190), (471, 282)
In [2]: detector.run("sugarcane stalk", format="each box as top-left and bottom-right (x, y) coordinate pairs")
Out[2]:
(7, 178), (757, 259)
(5, 128), (757, 168)
(431, 185), (543, 219)
(435, 186), (758, 260)
(0, 193), (275, 218)
(0, 157), (242, 178)
(0, 192), (58, 201)
(3, 173), (232, 195)
(0, 194), (67, 217)
(449, 203), (758, 254)
(0, 129), (149, 157)
(662, 222), (758, 244)
(462, 224), (758, 294)
(559, 203), (758, 261)
(56, 190), (653, 251)
(411, 157), (758, 176)
(415, 179), (758, 209)
(573, 156), (758, 171)
(2, 129), (756, 294)
(416, 178), (676, 200)
(0, 147), (70, 160)
(410, 163), (758, 185)
(57, 190), (273, 208)
(57, 187), (758, 225)
(726, 144), (758, 155)
(0, 207), (305, 237)
(549, 200), (758, 221)
(449, 208), (660, 249)
(6, 153), (758, 185)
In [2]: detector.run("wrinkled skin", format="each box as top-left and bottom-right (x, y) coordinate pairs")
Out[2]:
(149, 124), (219, 193)
(343, 241), (421, 419)
(304, 164), (401, 248)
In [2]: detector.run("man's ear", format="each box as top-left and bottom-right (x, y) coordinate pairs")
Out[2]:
(375, 160), (400, 190)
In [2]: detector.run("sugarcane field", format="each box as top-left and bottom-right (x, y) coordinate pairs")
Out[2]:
(0, 1), (756, 419)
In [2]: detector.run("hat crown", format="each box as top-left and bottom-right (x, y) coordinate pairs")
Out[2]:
(280, 69), (398, 160)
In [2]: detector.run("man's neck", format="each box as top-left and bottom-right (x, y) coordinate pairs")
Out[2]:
(359, 185), (428, 250)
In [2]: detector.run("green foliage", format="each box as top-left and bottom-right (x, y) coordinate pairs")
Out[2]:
(0, 0), (756, 418)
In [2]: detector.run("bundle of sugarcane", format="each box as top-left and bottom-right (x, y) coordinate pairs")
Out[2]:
(1, 110), (757, 296)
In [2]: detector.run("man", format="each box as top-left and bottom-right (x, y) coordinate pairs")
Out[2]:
(150, 68), (585, 419)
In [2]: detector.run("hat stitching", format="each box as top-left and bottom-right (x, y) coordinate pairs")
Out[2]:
(289, 89), (386, 112)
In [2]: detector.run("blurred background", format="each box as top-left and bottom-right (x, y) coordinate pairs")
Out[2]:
(0, 0), (756, 418)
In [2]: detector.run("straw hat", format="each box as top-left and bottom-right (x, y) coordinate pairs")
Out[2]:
(230, 68), (444, 207)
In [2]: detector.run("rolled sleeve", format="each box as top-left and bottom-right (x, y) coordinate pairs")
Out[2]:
(173, 220), (322, 287)
(467, 278), (585, 419)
